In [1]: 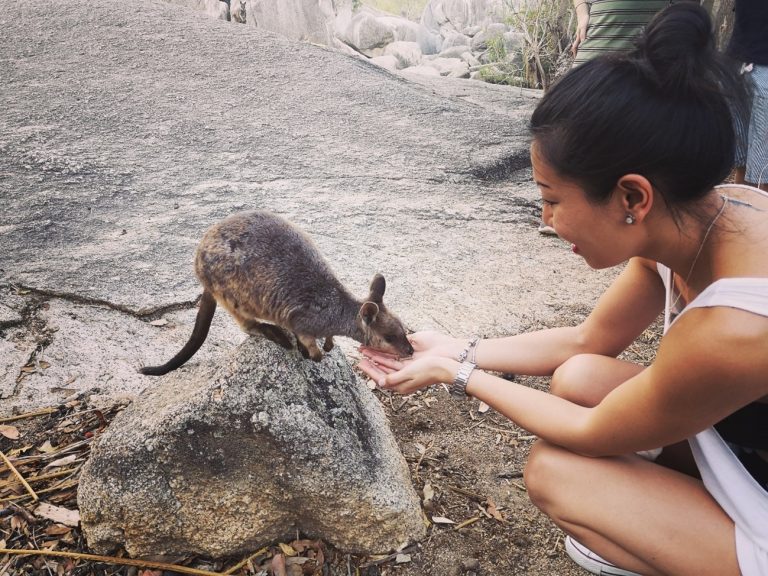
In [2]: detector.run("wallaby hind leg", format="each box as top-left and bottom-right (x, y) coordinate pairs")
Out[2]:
(296, 333), (323, 362)
(240, 319), (293, 349)
(323, 335), (334, 352)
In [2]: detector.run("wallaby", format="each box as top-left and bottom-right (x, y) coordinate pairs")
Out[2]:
(140, 210), (414, 376)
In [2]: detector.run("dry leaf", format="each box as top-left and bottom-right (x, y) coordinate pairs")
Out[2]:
(38, 361), (51, 369)
(431, 516), (455, 524)
(38, 440), (57, 453)
(149, 319), (168, 327)
(271, 553), (287, 576)
(486, 498), (505, 522)
(278, 542), (297, 556)
(45, 524), (72, 536)
(34, 503), (80, 527)
(422, 482), (435, 505)
(395, 554), (411, 564)
(478, 401), (490, 413)
(285, 557), (310, 565)
(0, 425), (20, 439)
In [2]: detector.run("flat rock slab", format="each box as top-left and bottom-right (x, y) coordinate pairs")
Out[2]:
(0, 0), (615, 414)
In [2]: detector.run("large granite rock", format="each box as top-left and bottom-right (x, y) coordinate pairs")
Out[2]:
(78, 337), (426, 558)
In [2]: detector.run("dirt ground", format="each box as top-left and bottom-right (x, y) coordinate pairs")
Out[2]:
(0, 299), (663, 576)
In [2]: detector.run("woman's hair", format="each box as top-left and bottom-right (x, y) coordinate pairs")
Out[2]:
(530, 2), (749, 215)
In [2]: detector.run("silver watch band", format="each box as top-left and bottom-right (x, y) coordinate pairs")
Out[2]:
(451, 361), (476, 398)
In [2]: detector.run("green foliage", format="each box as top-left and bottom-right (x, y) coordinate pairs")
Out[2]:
(503, 0), (574, 90)
(470, 0), (573, 90)
(485, 34), (508, 63)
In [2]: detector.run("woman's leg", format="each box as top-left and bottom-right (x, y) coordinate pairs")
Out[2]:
(531, 354), (735, 574)
(549, 353), (644, 407)
(549, 354), (699, 475)
(525, 441), (739, 576)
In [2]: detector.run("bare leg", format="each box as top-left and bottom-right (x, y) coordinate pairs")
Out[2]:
(550, 354), (699, 475)
(531, 354), (733, 574)
(549, 353), (645, 407)
(525, 441), (739, 576)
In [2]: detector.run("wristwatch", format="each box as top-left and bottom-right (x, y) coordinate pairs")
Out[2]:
(451, 361), (476, 398)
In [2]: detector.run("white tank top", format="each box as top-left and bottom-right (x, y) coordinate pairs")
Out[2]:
(656, 183), (768, 574)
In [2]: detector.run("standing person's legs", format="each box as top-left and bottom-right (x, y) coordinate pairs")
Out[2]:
(744, 65), (768, 191)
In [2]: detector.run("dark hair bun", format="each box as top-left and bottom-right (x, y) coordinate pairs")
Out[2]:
(634, 2), (715, 95)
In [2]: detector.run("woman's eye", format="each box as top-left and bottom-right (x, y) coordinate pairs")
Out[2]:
(542, 199), (556, 206)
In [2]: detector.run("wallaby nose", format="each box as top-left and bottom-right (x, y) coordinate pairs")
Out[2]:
(405, 341), (414, 356)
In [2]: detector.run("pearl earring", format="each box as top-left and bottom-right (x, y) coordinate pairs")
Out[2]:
(625, 214), (635, 225)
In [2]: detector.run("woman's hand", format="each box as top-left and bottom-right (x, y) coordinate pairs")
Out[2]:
(358, 352), (458, 395)
(390, 330), (465, 361)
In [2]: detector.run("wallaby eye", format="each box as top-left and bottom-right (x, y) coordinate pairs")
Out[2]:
(384, 335), (395, 343)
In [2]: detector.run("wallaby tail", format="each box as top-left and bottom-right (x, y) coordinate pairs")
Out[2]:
(139, 290), (217, 376)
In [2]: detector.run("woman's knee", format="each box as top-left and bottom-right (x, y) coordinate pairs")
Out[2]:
(524, 440), (570, 513)
(550, 354), (643, 406)
(549, 354), (601, 404)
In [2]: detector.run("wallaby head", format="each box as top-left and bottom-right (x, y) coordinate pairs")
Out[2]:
(358, 273), (414, 357)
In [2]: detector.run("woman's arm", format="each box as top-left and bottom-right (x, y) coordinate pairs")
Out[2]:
(469, 306), (768, 456)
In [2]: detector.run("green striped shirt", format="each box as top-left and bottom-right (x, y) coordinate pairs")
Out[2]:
(573, 0), (670, 66)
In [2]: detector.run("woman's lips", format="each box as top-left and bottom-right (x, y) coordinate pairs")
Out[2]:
(571, 244), (579, 254)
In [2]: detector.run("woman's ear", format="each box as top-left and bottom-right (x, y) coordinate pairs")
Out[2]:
(615, 174), (654, 223)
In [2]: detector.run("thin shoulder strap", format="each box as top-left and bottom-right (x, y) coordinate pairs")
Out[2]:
(663, 266), (674, 334)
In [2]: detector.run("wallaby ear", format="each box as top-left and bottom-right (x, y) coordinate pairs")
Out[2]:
(359, 301), (380, 326)
(368, 273), (386, 303)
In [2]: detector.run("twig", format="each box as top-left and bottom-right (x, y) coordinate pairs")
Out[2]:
(0, 408), (57, 424)
(0, 468), (74, 488)
(454, 516), (482, 531)
(222, 546), (268, 575)
(2, 478), (78, 503)
(0, 449), (38, 502)
(0, 549), (226, 576)
(445, 485), (485, 503)
(358, 545), (419, 568)
(414, 441), (433, 482)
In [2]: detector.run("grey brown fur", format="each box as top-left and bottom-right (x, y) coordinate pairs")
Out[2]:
(140, 210), (413, 376)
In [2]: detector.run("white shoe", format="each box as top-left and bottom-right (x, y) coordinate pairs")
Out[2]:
(565, 536), (643, 576)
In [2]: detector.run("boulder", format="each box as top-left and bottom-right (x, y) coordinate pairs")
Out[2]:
(425, 56), (468, 77)
(470, 22), (509, 52)
(384, 41), (423, 70)
(400, 65), (441, 77)
(245, 0), (337, 46)
(78, 338), (426, 558)
(337, 8), (395, 55)
(370, 54), (399, 72)
(377, 15), (421, 42)
(441, 31), (470, 50)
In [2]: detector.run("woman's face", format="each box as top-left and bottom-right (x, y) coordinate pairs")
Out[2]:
(531, 142), (629, 269)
